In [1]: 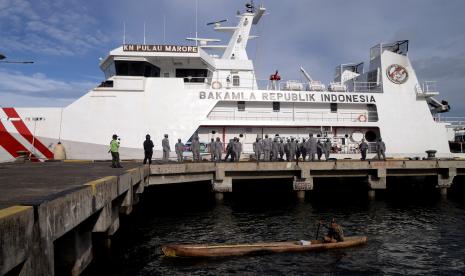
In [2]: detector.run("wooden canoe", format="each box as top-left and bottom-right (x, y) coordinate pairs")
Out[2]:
(162, 236), (367, 258)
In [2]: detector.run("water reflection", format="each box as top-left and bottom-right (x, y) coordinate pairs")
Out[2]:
(84, 180), (465, 275)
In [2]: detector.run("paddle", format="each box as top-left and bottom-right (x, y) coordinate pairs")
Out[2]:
(315, 221), (322, 240)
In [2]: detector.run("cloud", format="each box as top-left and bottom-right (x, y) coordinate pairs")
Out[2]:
(0, 0), (109, 56)
(413, 57), (465, 81)
(0, 69), (96, 103)
(1, 0), (464, 117)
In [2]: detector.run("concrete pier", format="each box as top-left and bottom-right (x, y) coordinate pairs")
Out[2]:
(1, 159), (464, 275)
(0, 162), (149, 276)
(148, 160), (464, 198)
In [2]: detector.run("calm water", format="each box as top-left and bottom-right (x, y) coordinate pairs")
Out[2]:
(84, 180), (465, 275)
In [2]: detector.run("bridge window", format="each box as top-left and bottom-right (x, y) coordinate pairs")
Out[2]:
(103, 63), (116, 79)
(176, 69), (207, 83)
(237, 101), (245, 111)
(273, 102), (280, 112)
(115, 61), (160, 77)
(233, 75), (240, 86)
(330, 103), (338, 113)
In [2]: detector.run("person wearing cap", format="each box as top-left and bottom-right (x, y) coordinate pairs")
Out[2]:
(253, 137), (261, 161)
(224, 139), (234, 162)
(279, 139), (284, 161)
(284, 139), (291, 161)
(263, 135), (271, 161)
(359, 139), (368, 161)
(376, 138), (386, 160)
(324, 138), (332, 160)
(308, 134), (317, 161)
(209, 138), (215, 161)
(214, 137), (223, 162)
(233, 137), (242, 162)
(317, 140), (324, 161)
(109, 134), (122, 168)
(300, 138), (307, 161)
(192, 136), (200, 161)
(289, 137), (297, 161)
(162, 134), (170, 162)
(143, 134), (154, 164)
(175, 139), (184, 162)
(272, 135), (279, 161)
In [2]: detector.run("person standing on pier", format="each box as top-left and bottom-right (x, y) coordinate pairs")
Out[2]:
(143, 134), (154, 164)
(284, 139), (291, 161)
(295, 139), (301, 161)
(162, 134), (170, 162)
(272, 136), (279, 161)
(263, 134), (271, 161)
(175, 139), (184, 162)
(317, 140), (323, 160)
(192, 136), (200, 162)
(279, 139), (285, 161)
(233, 137), (241, 161)
(359, 139), (368, 161)
(238, 138), (243, 161)
(253, 137), (261, 161)
(308, 134), (317, 161)
(376, 138), (386, 160)
(300, 138), (307, 161)
(324, 138), (332, 160)
(214, 137), (223, 161)
(224, 139), (235, 162)
(289, 138), (297, 161)
(109, 134), (122, 168)
(209, 138), (215, 161)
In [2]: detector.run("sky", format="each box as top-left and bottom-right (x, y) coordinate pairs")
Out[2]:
(1, 0), (465, 116)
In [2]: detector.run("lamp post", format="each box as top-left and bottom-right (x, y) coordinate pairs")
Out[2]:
(0, 53), (34, 64)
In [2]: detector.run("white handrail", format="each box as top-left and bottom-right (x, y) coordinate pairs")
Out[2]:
(208, 110), (377, 122)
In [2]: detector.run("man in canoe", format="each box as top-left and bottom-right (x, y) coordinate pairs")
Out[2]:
(321, 219), (344, 243)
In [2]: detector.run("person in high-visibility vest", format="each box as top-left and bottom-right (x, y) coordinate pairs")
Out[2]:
(109, 134), (122, 168)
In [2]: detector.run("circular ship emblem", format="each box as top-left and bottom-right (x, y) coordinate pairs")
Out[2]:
(386, 64), (409, 84)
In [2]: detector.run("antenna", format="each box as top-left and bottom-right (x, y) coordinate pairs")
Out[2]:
(123, 21), (126, 44)
(143, 21), (146, 44)
(206, 19), (227, 26)
(195, 0), (198, 46)
(163, 15), (166, 43)
(246, 0), (255, 13)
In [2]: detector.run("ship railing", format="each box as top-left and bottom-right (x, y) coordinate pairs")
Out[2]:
(183, 77), (382, 93)
(239, 141), (378, 154)
(422, 81), (438, 93)
(415, 81), (439, 97)
(434, 116), (465, 128)
(351, 82), (382, 93)
(207, 110), (378, 122)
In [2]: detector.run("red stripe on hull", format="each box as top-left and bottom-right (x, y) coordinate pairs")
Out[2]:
(2, 108), (54, 159)
(0, 120), (38, 160)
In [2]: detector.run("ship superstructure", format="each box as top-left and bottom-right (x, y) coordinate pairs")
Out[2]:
(0, 2), (457, 162)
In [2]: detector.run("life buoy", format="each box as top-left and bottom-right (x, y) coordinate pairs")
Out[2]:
(358, 114), (367, 122)
(211, 81), (222, 89)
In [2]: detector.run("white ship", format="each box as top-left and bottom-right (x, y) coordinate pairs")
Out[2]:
(0, 2), (460, 162)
